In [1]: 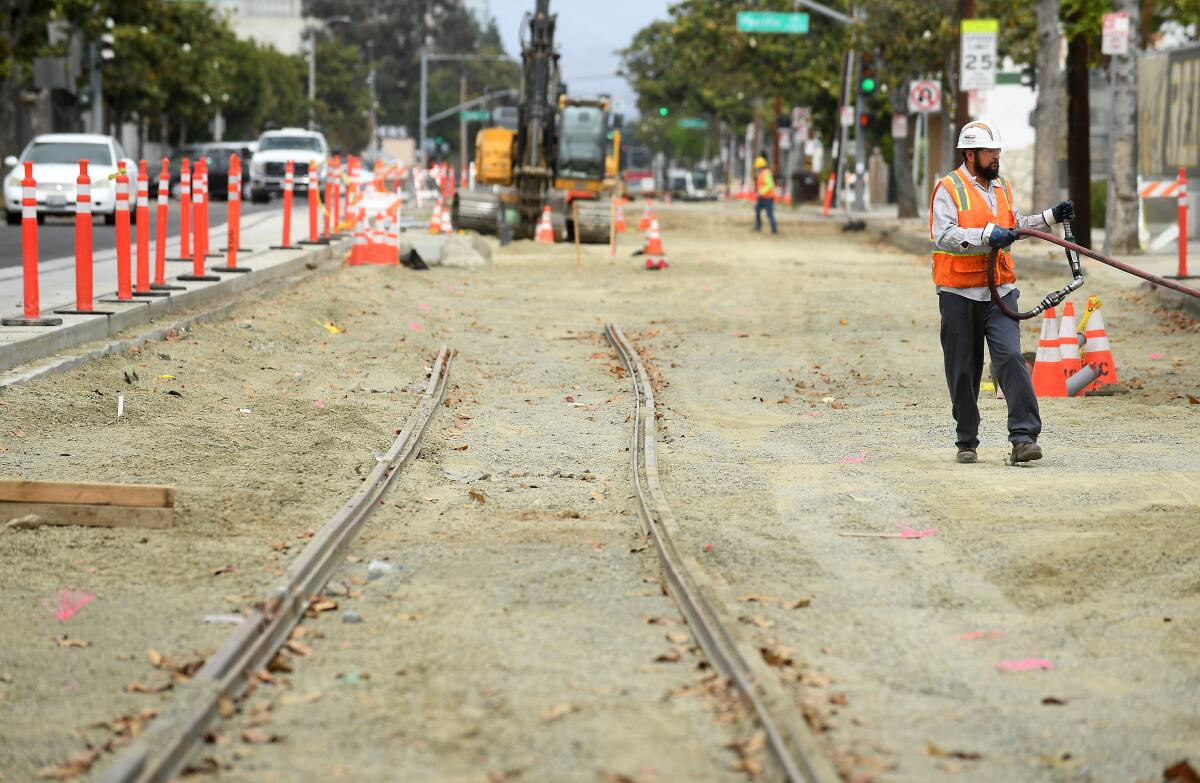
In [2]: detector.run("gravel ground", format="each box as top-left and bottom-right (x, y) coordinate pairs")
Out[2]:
(1, 203), (1196, 782)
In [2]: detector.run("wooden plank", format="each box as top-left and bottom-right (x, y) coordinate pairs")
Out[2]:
(0, 501), (172, 529)
(0, 480), (175, 508)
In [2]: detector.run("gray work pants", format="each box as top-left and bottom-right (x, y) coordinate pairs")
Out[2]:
(938, 290), (1041, 448)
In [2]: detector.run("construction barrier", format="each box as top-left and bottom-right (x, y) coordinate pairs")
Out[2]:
(2, 161), (63, 326)
(1139, 167), (1191, 276)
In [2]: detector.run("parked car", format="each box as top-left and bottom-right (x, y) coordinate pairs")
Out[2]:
(3, 133), (135, 225)
(622, 169), (656, 199)
(197, 143), (254, 200)
(249, 128), (328, 202)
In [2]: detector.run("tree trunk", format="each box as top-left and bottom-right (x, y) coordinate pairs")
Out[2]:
(1108, 0), (1141, 252)
(890, 88), (918, 218)
(955, 0), (976, 132)
(1067, 31), (1092, 249)
(1033, 0), (1063, 208)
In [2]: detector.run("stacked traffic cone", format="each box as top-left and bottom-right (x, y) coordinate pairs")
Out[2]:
(1080, 295), (1118, 392)
(535, 205), (555, 243)
(1057, 301), (1082, 380)
(428, 198), (443, 234)
(642, 216), (667, 271)
(440, 201), (453, 234)
(639, 200), (653, 231)
(349, 210), (368, 266)
(1030, 307), (1067, 397)
(614, 199), (626, 233)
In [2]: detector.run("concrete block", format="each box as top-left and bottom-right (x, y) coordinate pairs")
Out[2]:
(102, 301), (154, 335)
(0, 315), (110, 373)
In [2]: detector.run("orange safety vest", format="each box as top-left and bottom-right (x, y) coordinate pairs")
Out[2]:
(756, 168), (775, 199)
(929, 168), (1016, 288)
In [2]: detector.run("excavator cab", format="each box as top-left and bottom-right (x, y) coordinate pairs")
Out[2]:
(556, 105), (607, 181)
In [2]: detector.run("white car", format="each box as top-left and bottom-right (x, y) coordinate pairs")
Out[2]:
(248, 128), (328, 203)
(4, 133), (135, 225)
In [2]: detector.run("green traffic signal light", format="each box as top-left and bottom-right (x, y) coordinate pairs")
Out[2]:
(658, 107), (669, 117)
(860, 76), (876, 94)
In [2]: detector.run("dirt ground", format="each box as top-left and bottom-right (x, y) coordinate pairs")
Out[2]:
(1, 203), (1197, 782)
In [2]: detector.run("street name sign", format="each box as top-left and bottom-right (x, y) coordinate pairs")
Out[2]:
(960, 19), (999, 91)
(907, 80), (942, 114)
(1102, 12), (1131, 56)
(678, 118), (708, 129)
(736, 12), (810, 35)
(460, 110), (490, 121)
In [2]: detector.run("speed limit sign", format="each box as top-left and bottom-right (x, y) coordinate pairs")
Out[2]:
(960, 18), (998, 91)
(907, 80), (941, 114)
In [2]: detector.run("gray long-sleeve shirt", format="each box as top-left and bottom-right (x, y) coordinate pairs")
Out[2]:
(931, 164), (1059, 301)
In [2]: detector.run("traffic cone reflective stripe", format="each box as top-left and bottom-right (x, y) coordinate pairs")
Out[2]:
(440, 202), (453, 234)
(429, 199), (443, 234)
(535, 205), (556, 243)
(1057, 300), (1082, 380)
(643, 217), (664, 255)
(1081, 296), (1118, 391)
(1031, 307), (1067, 397)
(614, 200), (626, 233)
(639, 200), (653, 231)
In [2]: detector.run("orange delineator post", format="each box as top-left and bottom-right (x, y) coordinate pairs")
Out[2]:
(151, 158), (184, 291)
(115, 168), (134, 300)
(271, 160), (302, 250)
(200, 161), (217, 258)
(171, 158), (192, 261)
(330, 155), (342, 235)
(178, 159), (219, 282)
(821, 173), (836, 217)
(132, 160), (168, 297)
(1178, 167), (1189, 278)
(55, 160), (111, 316)
(215, 154), (250, 273)
(2, 162), (62, 326)
(301, 158), (324, 244)
(323, 157), (336, 239)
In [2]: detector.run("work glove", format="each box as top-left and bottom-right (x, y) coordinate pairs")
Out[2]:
(1052, 199), (1074, 223)
(988, 226), (1018, 249)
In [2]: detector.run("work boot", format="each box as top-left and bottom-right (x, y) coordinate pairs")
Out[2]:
(956, 447), (977, 464)
(1010, 442), (1043, 464)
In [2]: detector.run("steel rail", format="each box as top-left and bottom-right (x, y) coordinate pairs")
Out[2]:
(604, 323), (835, 783)
(97, 346), (452, 783)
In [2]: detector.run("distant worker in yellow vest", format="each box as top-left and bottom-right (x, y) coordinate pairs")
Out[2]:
(930, 119), (1073, 465)
(753, 156), (777, 234)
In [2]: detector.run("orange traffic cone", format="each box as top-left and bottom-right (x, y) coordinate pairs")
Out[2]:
(349, 210), (367, 266)
(1031, 307), (1067, 397)
(1057, 301), (1082, 381)
(614, 200), (626, 233)
(428, 199), (443, 234)
(535, 205), (555, 243)
(440, 202), (453, 234)
(642, 216), (664, 255)
(639, 199), (653, 231)
(1080, 295), (1118, 391)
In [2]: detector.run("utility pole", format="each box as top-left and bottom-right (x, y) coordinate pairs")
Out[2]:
(1033, 0), (1063, 209)
(459, 74), (467, 181)
(955, 0), (975, 133)
(420, 52), (512, 165)
(307, 33), (316, 131)
(1066, 19), (1092, 249)
(367, 40), (378, 155)
(89, 41), (102, 133)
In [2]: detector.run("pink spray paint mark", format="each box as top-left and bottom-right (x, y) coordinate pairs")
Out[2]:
(312, 399), (327, 410)
(995, 658), (1054, 672)
(45, 589), (95, 622)
(1149, 353), (1165, 360)
(702, 285), (713, 293)
(806, 411), (821, 418)
(898, 525), (937, 539)
(417, 303), (431, 311)
(408, 322), (424, 332)
(730, 307), (746, 316)
(838, 450), (867, 465)
(731, 330), (750, 338)
(960, 629), (1005, 641)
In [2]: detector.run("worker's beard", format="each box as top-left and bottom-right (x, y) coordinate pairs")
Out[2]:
(976, 158), (1001, 181)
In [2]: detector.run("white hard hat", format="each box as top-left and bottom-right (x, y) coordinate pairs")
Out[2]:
(956, 120), (1005, 150)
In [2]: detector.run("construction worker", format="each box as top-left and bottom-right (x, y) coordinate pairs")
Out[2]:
(753, 156), (777, 234)
(930, 119), (1074, 465)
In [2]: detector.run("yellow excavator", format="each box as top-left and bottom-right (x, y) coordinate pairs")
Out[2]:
(453, 0), (620, 242)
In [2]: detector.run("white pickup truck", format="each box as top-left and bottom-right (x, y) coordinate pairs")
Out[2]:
(249, 128), (329, 203)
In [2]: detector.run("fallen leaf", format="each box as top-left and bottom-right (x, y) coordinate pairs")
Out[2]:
(321, 321), (343, 334)
(468, 489), (486, 504)
(218, 695), (235, 718)
(740, 615), (774, 629)
(666, 632), (689, 644)
(782, 597), (812, 609)
(589, 490), (605, 502)
(12, 428), (25, 438)
(995, 658), (1054, 672)
(54, 637), (90, 648)
(655, 650), (682, 663)
(925, 740), (983, 761)
(542, 703), (577, 722)
(731, 331), (750, 338)
(280, 690), (323, 706)
(737, 594), (778, 604)
(450, 444), (469, 450)
(760, 645), (798, 668)
(157, 374), (175, 380)
(210, 564), (236, 576)
(1187, 394), (1200, 405)
(126, 680), (172, 694)
(241, 728), (278, 744)
(1165, 760), (1200, 783)
(1041, 696), (1067, 706)
(395, 612), (422, 621)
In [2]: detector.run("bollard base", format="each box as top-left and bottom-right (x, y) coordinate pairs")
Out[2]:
(98, 297), (147, 305)
(55, 307), (113, 316)
(300, 238), (331, 245)
(150, 282), (187, 291)
(1165, 274), (1199, 281)
(269, 244), (304, 250)
(212, 266), (252, 273)
(133, 289), (172, 298)
(167, 256), (193, 263)
(219, 246), (253, 253)
(2, 316), (64, 327)
(177, 273), (222, 282)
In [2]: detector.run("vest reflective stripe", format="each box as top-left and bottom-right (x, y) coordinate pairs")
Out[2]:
(946, 171), (971, 211)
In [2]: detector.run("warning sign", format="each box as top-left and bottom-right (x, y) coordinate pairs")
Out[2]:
(907, 80), (942, 114)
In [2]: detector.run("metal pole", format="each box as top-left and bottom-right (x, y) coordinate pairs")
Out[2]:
(307, 35), (316, 131)
(367, 41), (378, 156)
(853, 86), (866, 211)
(419, 51), (428, 165)
(460, 74), (467, 182)
(90, 42), (102, 134)
(1103, 57), (1115, 255)
(836, 48), (855, 213)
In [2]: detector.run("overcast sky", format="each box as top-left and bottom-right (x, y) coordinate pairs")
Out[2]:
(486, 0), (672, 118)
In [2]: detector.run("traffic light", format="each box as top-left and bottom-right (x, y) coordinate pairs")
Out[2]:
(859, 66), (876, 95)
(100, 33), (115, 61)
(858, 112), (872, 129)
(658, 106), (669, 117)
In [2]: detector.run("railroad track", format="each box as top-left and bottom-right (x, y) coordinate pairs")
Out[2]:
(605, 323), (838, 783)
(96, 346), (452, 783)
